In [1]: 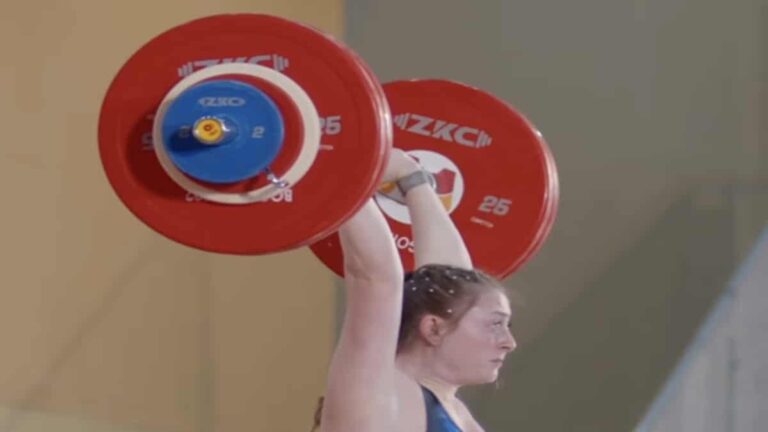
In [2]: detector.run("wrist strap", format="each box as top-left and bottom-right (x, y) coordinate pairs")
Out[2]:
(396, 170), (435, 196)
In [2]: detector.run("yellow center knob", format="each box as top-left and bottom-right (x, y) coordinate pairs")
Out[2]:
(193, 118), (226, 145)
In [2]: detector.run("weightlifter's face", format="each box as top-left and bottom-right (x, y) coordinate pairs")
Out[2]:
(435, 289), (516, 385)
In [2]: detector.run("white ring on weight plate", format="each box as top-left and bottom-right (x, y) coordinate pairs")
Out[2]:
(152, 63), (321, 204)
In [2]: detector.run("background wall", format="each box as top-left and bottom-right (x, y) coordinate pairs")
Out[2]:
(347, 0), (767, 343)
(635, 227), (768, 432)
(345, 0), (767, 430)
(0, 1), (343, 431)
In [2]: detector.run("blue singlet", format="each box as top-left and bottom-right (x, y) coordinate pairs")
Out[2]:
(422, 386), (462, 432)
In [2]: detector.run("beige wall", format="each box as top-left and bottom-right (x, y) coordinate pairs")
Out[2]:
(0, 1), (343, 431)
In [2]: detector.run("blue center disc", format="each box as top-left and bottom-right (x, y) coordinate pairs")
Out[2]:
(161, 80), (285, 184)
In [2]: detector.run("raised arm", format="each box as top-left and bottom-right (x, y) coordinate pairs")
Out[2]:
(393, 150), (473, 269)
(320, 199), (404, 431)
(338, 199), (403, 283)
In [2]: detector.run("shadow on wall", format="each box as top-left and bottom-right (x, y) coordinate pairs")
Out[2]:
(466, 183), (767, 432)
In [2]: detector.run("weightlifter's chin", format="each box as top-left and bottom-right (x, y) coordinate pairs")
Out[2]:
(464, 366), (502, 386)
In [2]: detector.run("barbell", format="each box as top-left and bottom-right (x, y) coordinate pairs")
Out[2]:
(98, 14), (559, 279)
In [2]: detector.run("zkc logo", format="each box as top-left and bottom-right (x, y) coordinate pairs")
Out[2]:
(393, 113), (492, 148)
(198, 97), (246, 107)
(177, 54), (290, 77)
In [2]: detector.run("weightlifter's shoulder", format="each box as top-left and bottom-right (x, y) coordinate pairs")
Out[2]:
(392, 369), (428, 432)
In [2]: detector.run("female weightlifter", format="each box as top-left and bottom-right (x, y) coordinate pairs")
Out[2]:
(312, 149), (517, 432)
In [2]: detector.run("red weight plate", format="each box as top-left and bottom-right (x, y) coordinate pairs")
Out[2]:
(99, 14), (391, 254)
(310, 80), (558, 279)
(528, 136), (559, 264)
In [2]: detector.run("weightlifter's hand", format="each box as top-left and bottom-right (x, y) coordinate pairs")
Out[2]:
(381, 148), (422, 184)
